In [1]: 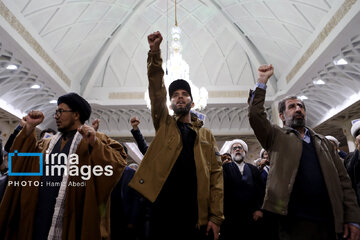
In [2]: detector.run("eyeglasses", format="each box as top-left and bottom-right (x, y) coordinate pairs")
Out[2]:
(232, 146), (243, 150)
(54, 109), (74, 117)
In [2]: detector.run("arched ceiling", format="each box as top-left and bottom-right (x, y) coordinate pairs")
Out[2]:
(1, 0), (360, 152)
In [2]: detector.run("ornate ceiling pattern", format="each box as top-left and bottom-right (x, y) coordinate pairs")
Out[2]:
(0, 42), (58, 128)
(0, 0), (360, 152)
(295, 34), (360, 127)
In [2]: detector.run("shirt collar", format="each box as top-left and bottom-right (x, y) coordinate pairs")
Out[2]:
(235, 161), (245, 174)
(291, 127), (311, 143)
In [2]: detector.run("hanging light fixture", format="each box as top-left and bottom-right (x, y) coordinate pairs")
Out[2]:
(145, 0), (208, 112)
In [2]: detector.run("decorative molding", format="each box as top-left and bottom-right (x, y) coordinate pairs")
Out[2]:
(209, 90), (249, 98)
(108, 91), (249, 100)
(294, 34), (360, 127)
(286, 0), (357, 83)
(0, 1), (71, 86)
(109, 92), (145, 99)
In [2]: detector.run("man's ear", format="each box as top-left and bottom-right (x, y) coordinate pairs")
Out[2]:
(279, 113), (285, 122)
(73, 112), (80, 121)
(169, 104), (173, 110)
(191, 101), (195, 108)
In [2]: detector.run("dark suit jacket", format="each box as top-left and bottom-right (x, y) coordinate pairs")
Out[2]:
(111, 166), (142, 239)
(345, 150), (360, 206)
(223, 162), (265, 221)
(130, 129), (148, 155)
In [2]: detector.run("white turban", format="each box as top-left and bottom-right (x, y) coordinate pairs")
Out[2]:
(259, 148), (266, 158)
(220, 139), (248, 154)
(351, 120), (360, 138)
(325, 136), (339, 147)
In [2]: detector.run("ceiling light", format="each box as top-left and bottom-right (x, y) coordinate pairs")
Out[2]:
(298, 95), (308, 100)
(49, 100), (57, 104)
(144, 3), (208, 112)
(333, 58), (347, 65)
(313, 79), (325, 85)
(31, 84), (41, 89)
(6, 64), (18, 70)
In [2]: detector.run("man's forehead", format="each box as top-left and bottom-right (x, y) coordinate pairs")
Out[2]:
(173, 89), (189, 94)
(285, 99), (302, 106)
(57, 103), (70, 109)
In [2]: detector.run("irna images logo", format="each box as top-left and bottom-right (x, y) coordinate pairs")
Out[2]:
(8, 150), (113, 180)
(8, 150), (43, 176)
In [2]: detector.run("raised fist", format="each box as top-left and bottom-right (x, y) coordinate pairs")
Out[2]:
(78, 124), (96, 146)
(130, 117), (140, 130)
(20, 116), (26, 127)
(257, 64), (274, 84)
(148, 31), (162, 52)
(259, 158), (269, 170)
(24, 110), (44, 128)
(92, 119), (100, 131)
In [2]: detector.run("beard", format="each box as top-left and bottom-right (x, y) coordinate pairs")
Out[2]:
(57, 118), (76, 133)
(171, 101), (192, 116)
(58, 127), (68, 133)
(231, 152), (245, 163)
(285, 113), (305, 128)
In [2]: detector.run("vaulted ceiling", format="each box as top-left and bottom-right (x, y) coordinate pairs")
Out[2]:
(1, 0), (360, 158)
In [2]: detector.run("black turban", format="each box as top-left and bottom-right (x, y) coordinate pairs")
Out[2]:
(168, 79), (192, 100)
(57, 92), (91, 124)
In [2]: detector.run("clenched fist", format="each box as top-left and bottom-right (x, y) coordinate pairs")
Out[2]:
(78, 124), (96, 146)
(92, 119), (100, 132)
(130, 117), (140, 130)
(257, 64), (274, 85)
(148, 31), (162, 52)
(25, 110), (44, 128)
(23, 110), (44, 136)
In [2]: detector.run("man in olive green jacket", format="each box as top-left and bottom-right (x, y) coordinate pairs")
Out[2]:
(248, 64), (360, 240)
(129, 31), (223, 240)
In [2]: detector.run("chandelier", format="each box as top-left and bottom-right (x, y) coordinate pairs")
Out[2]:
(144, 1), (208, 113)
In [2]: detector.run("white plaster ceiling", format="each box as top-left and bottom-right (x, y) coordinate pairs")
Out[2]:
(1, 0), (360, 151)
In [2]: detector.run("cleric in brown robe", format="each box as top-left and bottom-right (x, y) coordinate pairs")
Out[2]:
(0, 93), (127, 240)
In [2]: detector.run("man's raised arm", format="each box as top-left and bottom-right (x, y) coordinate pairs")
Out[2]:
(147, 31), (168, 131)
(248, 64), (275, 150)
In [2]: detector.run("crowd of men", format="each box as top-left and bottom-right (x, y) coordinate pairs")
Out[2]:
(0, 30), (359, 240)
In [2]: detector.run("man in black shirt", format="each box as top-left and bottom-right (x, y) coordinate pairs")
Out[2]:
(129, 31), (223, 240)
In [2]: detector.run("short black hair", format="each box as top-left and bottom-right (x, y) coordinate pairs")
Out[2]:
(278, 96), (306, 114)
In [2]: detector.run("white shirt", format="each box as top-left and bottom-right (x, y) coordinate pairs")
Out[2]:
(235, 161), (245, 175)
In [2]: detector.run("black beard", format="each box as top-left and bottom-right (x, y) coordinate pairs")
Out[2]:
(286, 114), (305, 128)
(57, 127), (65, 133)
(57, 127), (71, 133)
(171, 102), (192, 116)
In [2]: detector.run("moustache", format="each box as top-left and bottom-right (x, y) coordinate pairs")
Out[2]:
(293, 113), (305, 119)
